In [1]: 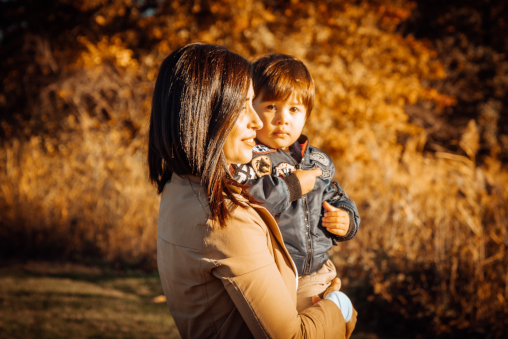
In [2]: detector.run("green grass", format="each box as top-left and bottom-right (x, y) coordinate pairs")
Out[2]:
(0, 262), (180, 339)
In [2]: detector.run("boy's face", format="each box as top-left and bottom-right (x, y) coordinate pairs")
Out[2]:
(253, 91), (307, 151)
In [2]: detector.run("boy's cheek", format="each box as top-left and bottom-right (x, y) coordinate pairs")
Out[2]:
(255, 128), (278, 149)
(260, 117), (273, 130)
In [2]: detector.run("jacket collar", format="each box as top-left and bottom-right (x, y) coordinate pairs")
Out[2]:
(252, 134), (311, 165)
(288, 134), (311, 165)
(296, 134), (310, 158)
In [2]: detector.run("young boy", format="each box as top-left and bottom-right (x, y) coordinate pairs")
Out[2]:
(232, 53), (361, 311)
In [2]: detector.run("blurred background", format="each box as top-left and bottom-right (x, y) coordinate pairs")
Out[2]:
(0, 0), (507, 338)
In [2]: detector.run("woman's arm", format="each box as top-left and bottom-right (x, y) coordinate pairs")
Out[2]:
(218, 261), (347, 338)
(207, 205), (349, 339)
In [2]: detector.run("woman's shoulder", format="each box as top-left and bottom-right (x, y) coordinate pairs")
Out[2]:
(160, 174), (210, 214)
(202, 201), (280, 278)
(209, 198), (269, 236)
(202, 196), (274, 257)
(158, 175), (274, 256)
(158, 175), (210, 250)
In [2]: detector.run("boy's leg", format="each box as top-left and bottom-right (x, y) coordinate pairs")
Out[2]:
(296, 259), (337, 312)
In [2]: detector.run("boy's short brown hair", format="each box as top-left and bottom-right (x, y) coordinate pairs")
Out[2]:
(251, 53), (315, 117)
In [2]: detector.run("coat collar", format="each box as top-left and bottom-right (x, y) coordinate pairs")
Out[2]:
(172, 173), (201, 184)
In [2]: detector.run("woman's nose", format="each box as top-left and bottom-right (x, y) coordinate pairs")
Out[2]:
(248, 105), (263, 130)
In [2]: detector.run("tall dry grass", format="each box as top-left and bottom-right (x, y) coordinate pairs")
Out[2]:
(0, 0), (507, 335)
(0, 58), (159, 264)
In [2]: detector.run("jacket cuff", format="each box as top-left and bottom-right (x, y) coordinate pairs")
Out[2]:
(331, 203), (358, 242)
(282, 173), (302, 202)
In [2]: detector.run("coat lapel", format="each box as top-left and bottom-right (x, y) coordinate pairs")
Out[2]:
(250, 203), (297, 277)
(226, 185), (298, 278)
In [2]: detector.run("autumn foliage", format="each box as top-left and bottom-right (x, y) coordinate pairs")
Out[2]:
(0, 0), (507, 336)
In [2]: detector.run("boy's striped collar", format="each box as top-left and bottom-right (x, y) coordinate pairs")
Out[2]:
(251, 135), (310, 157)
(252, 144), (276, 154)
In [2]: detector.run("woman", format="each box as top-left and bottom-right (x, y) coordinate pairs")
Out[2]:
(148, 43), (356, 338)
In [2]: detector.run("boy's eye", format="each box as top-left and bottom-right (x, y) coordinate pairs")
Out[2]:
(290, 107), (300, 113)
(266, 104), (276, 110)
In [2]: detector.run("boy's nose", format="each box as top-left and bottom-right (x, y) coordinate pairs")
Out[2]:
(276, 111), (290, 125)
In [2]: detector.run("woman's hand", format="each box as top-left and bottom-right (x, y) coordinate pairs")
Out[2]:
(294, 168), (322, 195)
(321, 201), (350, 236)
(345, 307), (357, 338)
(312, 278), (357, 339)
(312, 277), (342, 304)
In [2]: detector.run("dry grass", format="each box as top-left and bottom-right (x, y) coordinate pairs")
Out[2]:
(0, 262), (179, 339)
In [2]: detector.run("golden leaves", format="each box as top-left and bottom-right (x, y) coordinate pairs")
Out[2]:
(77, 36), (138, 70)
(460, 120), (480, 159)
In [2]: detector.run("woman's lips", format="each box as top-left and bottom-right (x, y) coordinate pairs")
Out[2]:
(242, 138), (256, 147)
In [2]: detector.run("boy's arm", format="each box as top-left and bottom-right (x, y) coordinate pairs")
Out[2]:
(317, 155), (360, 243)
(232, 163), (302, 215)
(322, 180), (361, 243)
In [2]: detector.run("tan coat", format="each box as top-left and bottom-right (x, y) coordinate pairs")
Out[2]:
(157, 174), (348, 338)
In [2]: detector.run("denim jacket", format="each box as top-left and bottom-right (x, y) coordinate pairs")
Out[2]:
(232, 135), (360, 276)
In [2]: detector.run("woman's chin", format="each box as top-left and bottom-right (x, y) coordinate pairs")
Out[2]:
(239, 155), (253, 165)
(238, 152), (253, 165)
(227, 153), (252, 166)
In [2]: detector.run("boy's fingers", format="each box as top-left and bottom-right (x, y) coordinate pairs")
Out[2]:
(324, 210), (349, 218)
(326, 228), (347, 236)
(322, 201), (338, 212)
(323, 224), (348, 232)
(322, 216), (348, 223)
(322, 221), (348, 229)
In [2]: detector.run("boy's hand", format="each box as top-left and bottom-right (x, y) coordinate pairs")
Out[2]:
(294, 168), (321, 195)
(322, 201), (350, 236)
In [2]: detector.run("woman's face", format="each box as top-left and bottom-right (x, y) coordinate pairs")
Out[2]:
(223, 84), (263, 165)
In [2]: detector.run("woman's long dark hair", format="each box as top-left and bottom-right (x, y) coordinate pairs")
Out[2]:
(148, 43), (251, 227)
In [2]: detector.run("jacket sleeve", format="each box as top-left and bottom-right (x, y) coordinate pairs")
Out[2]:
(209, 208), (348, 339)
(321, 166), (361, 243)
(232, 164), (302, 215)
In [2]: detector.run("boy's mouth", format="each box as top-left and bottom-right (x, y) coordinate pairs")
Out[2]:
(273, 130), (289, 138)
